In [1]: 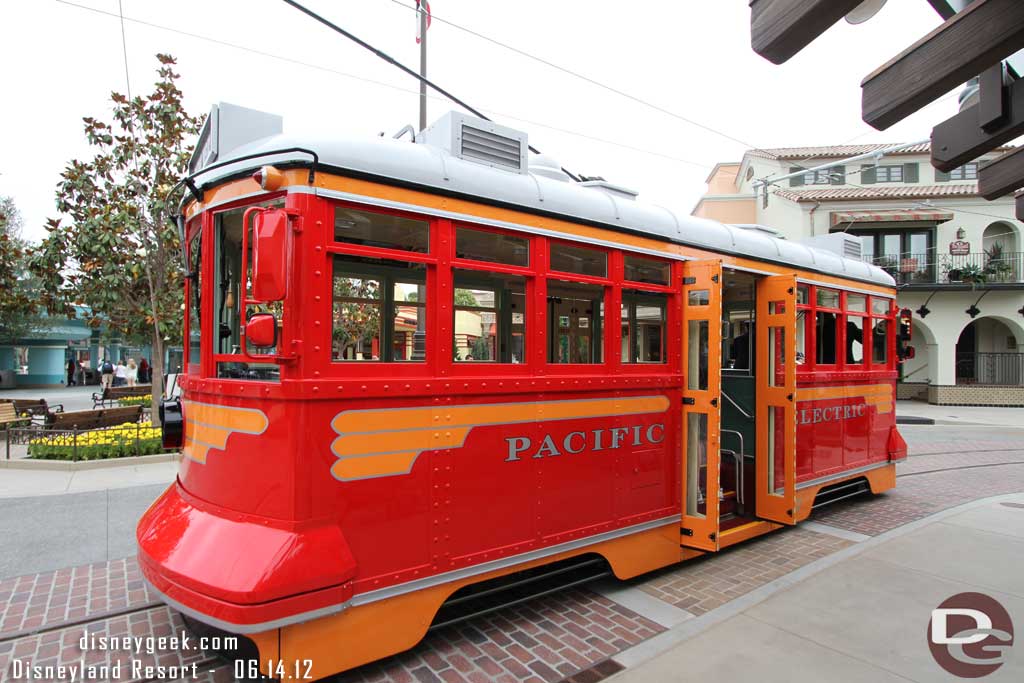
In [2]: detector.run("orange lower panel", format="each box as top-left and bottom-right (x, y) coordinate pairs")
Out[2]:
(793, 463), (896, 522)
(256, 523), (683, 680)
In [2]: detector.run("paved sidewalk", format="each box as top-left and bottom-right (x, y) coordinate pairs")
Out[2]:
(607, 493), (1024, 683)
(0, 484), (168, 579)
(0, 460), (176, 498)
(896, 399), (1024, 427)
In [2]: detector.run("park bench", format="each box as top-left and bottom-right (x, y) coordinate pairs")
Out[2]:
(92, 384), (152, 409)
(0, 402), (28, 429)
(47, 406), (143, 431)
(11, 398), (64, 425)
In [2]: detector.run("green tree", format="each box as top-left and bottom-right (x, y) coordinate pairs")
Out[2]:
(30, 54), (202, 420)
(0, 197), (49, 346)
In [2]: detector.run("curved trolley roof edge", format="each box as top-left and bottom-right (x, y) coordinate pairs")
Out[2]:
(186, 106), (895, 288)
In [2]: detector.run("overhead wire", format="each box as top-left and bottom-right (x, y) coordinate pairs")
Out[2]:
(53, 0), (713, 172)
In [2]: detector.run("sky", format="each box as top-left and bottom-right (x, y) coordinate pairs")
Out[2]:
(1, 0), (970, 244)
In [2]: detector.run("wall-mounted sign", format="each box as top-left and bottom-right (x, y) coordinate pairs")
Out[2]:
(949, 240), (970, 255)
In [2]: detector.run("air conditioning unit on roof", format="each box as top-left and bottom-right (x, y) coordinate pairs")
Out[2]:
(418, 112), (529, 174)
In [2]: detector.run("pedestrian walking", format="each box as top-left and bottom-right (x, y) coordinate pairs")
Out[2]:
(66, 359), (77, 386)
(139, 357), (150, 384)
(100, 358), (115, 389)
(114, 359), (128, 387)
(126, 358), (139, 386)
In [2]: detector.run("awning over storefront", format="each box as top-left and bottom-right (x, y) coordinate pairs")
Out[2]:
(830, 209), (954, 227)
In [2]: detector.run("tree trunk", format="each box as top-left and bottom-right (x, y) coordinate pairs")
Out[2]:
(150, 333), (165, 427)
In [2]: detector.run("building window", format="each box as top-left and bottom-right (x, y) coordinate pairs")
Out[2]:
(847, 228), (934, 285)
(938, 163), (978, 181)
(875, 165), (903, 182)
(790, 165), (845, 186)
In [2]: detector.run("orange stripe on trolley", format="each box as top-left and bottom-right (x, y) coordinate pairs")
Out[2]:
(181, 401), (269, 464)
(329, 395), (670, 482)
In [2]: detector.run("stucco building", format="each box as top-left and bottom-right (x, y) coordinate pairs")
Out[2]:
(695, 143), (1024, 406)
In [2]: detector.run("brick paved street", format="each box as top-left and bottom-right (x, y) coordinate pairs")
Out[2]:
(636, 528), (852, 616)
(0, 423), (1020, 683)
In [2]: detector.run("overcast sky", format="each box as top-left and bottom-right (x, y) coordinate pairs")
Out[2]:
(2, 1), (970, 244)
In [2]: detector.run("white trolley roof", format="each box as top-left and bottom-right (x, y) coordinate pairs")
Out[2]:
(189, 105), (894, 288)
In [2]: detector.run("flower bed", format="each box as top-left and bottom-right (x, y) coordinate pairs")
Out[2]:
(117, 394), (153, 407)
(28, 421), (165, 461)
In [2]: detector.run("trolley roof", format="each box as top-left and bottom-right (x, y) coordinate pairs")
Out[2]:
(189, 106), (895, 288)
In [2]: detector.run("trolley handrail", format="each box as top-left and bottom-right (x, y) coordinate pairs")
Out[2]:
(722, 390), (754, 420)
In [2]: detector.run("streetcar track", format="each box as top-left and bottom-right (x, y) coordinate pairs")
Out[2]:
(907, 447), (1024, 457)
(897, 460), (1024, 477)
(0, 601), (163, 645)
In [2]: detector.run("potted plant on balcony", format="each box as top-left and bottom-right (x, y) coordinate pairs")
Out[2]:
(984, 242), (1012, 282)
(958, 263), (987, 284)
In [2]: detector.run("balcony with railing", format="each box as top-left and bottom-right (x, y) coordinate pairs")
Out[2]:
(956, 352), (1024, 386)
(870, 252), (1024, 286)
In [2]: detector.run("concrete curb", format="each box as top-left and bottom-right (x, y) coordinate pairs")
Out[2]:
(0, 453), (179, 471)
(607, 490), (1024, 676)
(895, 416), (935, 425)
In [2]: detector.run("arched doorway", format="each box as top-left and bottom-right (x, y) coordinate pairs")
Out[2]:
(955, 317), (1023, 385)
(982, 222), (1020, 282)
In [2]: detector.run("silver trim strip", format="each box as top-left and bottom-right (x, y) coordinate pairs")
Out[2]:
(301, 186), (691, 263)
(797, 276), (892, 298)
(145, 514), (680, 632)
(189, 185), (895, 290)
(795, 461), (891, 490)
(350, 514), (680, 607)
(143, 577), (352, 634)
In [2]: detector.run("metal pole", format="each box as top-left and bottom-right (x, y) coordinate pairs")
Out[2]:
(411, 2), (428, 360)
(419, 3), (427, 131)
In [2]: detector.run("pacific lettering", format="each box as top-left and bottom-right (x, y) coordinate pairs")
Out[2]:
(505, 423), (665, 462)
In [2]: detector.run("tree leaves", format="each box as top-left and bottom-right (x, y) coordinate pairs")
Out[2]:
(30, 53), (201, 381)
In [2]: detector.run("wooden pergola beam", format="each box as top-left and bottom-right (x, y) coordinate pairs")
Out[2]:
(979, 146), (1024, 200)
(931, 76), (1024, 172)
(750, 0), (862, 65)
(862, 0), (1024, 130)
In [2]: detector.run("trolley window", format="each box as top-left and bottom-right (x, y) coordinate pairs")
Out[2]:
(212, 199), (285, 381)
(846, 315), (865, 365)
(334, 206), (429, 253)
(550, 243), (607, 278)
(814, 287), (840, 366)
(453, 269), (527, 363)
(624, 254), (670, 286)
(548, 280), (605, 364)
(331, 256), (427, 362)
(187, 226), (201, 370)
(621, 292), (667, 363)
(455, 226), (528, 267)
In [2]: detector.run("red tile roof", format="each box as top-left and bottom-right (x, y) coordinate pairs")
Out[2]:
(747, 143), (1014, 161)
(773, 184), (981, 202)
